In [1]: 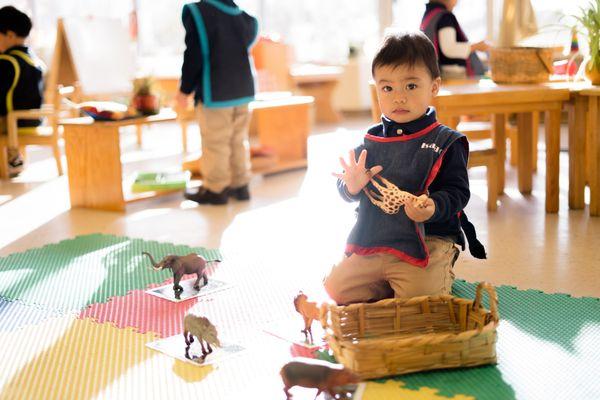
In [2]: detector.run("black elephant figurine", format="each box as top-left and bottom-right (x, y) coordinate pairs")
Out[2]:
(142, 252), (208, 299)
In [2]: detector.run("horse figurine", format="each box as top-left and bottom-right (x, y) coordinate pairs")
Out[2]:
(293, 291), (322, 344)
(183, 314), (221, 362)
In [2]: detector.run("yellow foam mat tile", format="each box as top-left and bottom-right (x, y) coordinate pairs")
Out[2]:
(0, 316), (299, 400)
(0, 316), (158, 399)
(361, 381), (474, 400)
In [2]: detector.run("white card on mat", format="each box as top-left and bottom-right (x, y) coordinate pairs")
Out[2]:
(145, 278), (232, 302)
(263, 319), (326, 349)
(147, 334), (245, 366)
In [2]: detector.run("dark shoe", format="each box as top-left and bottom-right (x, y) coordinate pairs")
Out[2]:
(184, 187), (228, 205)
(228, 185), (250, 201)
(8, 154), (23, 177)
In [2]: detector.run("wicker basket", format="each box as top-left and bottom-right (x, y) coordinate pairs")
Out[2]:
(490, 47), (553, 83)
(320, 282), (499, 379)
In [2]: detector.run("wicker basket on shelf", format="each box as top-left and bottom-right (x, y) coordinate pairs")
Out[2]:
(489, 47), (553, 83)
(320, 282), (499, 379)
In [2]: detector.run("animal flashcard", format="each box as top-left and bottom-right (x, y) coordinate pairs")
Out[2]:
(146, 278), (232, 302)
(147, 334), (245, 366)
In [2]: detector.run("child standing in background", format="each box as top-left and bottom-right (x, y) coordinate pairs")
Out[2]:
(421, 0), (490, 78)
(177, 0), (258, 205)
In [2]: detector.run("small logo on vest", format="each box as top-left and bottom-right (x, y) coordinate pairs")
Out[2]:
(421, 142), (441, 153)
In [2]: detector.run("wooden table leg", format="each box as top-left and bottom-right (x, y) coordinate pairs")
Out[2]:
(568, 96), (587, 209)
(136, 124), (143, 147)
(589, 96), (600, 216)
(545, 109), (561, 213)
(532, 111), (539, 172)
(64, 124), (126, 211)
(492, 114), (506, 195)
(517, 112), (533, 195)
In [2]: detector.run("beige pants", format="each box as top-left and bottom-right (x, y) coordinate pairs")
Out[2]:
(323, 236), (459, 305)
(196, 104), (252, 193)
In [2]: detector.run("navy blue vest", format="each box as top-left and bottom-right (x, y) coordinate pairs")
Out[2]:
(346, 122), (465, 267)
(183, 0), (257, 108)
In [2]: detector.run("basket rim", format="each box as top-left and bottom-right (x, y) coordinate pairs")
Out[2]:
(325, 319), (498, 348)
(325, 282), (498, 319)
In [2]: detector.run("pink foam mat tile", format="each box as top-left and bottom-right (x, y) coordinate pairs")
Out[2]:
(79, 286), (198, 338)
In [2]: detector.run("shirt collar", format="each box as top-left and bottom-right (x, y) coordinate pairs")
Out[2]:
(426, 2), (448, 11)
(4, 45), (28, 54)
(381, 107), (438, 137)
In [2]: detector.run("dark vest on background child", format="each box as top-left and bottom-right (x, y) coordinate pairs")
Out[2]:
(0, 45), (44, 127)
(420, 2), (485, 77)
(346, 115), (466, 267)
(181, 0), (258, 108)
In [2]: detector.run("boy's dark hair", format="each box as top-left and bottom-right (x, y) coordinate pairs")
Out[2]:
(0, 6), (32, 38)
(372, 31), (440, 79)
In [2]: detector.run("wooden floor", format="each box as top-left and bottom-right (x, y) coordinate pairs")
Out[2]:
(0, 113), (599, 303)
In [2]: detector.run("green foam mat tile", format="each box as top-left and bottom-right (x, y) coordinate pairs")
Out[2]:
(373, 280), (600, 400)
(0, 234), (221, 312)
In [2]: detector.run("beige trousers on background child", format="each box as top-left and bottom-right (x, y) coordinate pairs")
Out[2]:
(324, 236), (459, 305)
(196, 104), (252, 193)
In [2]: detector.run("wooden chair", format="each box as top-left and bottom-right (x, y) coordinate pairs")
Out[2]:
(466, 141), (499, 211)
(0, 85), (74, 179)
(369, 83), (498, 211)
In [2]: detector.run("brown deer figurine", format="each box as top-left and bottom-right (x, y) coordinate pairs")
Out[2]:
(293, 291), (323, 344)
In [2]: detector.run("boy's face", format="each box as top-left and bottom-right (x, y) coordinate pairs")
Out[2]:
(374, 63), (441, 124)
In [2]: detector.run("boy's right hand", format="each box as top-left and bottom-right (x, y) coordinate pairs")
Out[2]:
(332, 149), (383, 195)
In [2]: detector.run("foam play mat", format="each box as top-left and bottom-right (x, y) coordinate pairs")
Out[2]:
(0, 234), (221, 311)
(358, 280), (600, 400)
(0, 235), (599, 399)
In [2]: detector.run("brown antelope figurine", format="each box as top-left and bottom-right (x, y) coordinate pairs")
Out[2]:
(183, 314), (220, 361)
(280, 357), (359, 400)
(293, 291), (322, 344)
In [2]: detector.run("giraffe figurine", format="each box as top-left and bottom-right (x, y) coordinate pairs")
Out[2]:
(363, 175), (428, 215)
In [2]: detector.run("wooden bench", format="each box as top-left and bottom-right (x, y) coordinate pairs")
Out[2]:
(176, 94), (315, 176)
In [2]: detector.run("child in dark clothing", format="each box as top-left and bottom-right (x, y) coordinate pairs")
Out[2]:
(178, 0), (258, 205)
(0, 6), (44, 176)
(324, 32), (484, 305)
(421, 0), (490, 78)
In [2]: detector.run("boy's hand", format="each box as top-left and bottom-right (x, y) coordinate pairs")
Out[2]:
(332, 149), (383, 195)
(404, 194), (435, 222)
(174, 91), (190, 111)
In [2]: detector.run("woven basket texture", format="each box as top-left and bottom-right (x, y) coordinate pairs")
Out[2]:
(322, 282), (499, 379)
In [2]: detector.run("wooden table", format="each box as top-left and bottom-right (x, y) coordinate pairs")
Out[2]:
(62, 110), (179, 211)
(290, 64), (343, 123)
(433, 81), (571, 213)
(577, 87), (600, 216)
